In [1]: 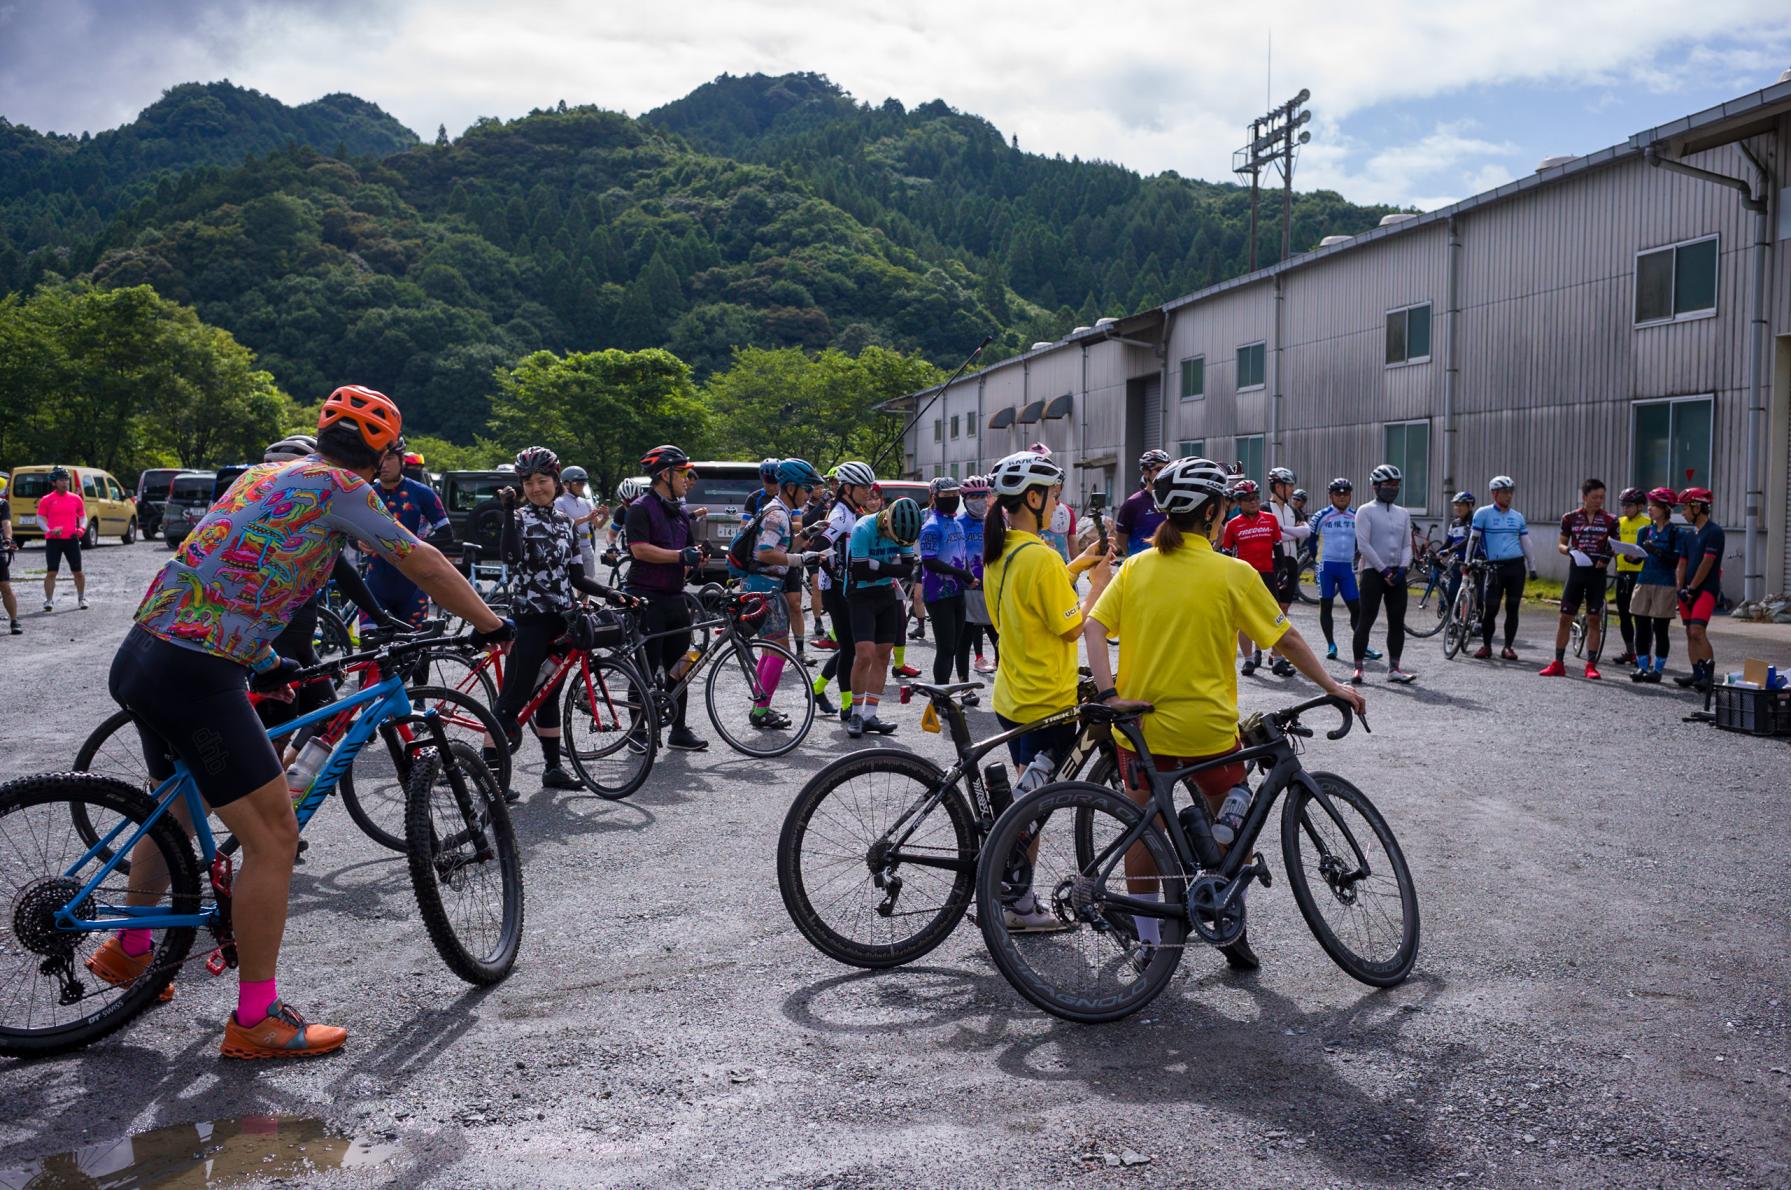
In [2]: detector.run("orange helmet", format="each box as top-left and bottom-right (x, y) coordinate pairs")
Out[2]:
(319, 385), (402, 453)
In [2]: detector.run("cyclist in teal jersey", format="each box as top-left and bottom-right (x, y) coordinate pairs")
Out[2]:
(844, 498), (921, 737)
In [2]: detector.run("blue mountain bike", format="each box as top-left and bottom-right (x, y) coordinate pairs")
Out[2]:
(0, 632), (523, 1058)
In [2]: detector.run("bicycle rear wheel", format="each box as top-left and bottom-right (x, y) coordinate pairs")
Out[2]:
(1442, 586), (1471, 659)
(404, 740), (524, 984)
(0, 773), (200, 1057)
(561, 654), (657, 799)
(777, 749), (976, 968)
(1280, 771), (1418, 987)
(340, 685), (510, 852)
(705, 637), (814, 757)
(1295, 558), (1320, 604)
(412, 647), (498, 710)
(976, 781), (1186, 1024)
(1406, 575), (1448, 638)
(71, 709), (157, 876)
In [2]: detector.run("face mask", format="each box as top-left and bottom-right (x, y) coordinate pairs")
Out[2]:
(1050, 504), (1071, 535)
(964, 498), (987, 520)
(935, 497), (960, 517)
(1374, 484), (1398, 505)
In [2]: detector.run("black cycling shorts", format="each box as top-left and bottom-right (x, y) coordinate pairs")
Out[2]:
(108, 627), (284, 809)
(0, 547), (11, 583)
(1561, 566), (1608, 616)
(45, 537), (83, 573)
(783, 566), (805, 593)
(848, 586), (903, 646)
(1273, 554), (1300, 604)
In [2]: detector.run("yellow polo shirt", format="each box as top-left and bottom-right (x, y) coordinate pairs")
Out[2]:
(986, 530), (1083, 724)
(1616, 512), (1647, 574)
(1090, 534), (1290, 757)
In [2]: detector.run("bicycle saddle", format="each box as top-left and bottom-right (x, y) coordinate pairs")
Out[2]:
(1078, 702), (1153, 725)
(908, 680), (982, 701)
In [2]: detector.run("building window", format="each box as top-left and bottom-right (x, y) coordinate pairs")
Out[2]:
(1635, 235), (1717, 325)
(933, 419), (943, 442)
(950, 461), (960, 479)
(950, 414), (960, 439)
(1236, 342), (1266, 391)
(967, 413), (976, 438)
(1235, 435), (1264, 487)
(1179, 356), (1206, 400)
(1178, 439), (1205, 458)
(1383, 420), (1431, 512)
(1385, 303), (1432, 366)
(1632, 396), (1713, 493)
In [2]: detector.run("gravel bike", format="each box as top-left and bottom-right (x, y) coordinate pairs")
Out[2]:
(0, 631), (524, 1057)
(974, 695), (1418, 1023)
(1442, 560), (1488, 660)
(612, 589), (814, 758)
(777, 672), (1122, 969)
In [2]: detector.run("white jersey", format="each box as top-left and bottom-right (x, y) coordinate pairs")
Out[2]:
(816, 500), (861, 592)
(555, 491), (598, 575)
(1271, 497), (1310, 560)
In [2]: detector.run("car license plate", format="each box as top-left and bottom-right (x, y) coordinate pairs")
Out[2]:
(716, 526), (737, 541)
(17, 515), (35, 527)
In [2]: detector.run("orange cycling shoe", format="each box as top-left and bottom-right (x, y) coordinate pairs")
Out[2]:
(85, 937), (175, 1003)
(220, 1000), (347, 1060)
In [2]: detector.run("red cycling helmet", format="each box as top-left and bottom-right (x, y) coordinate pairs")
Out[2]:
(640, 444), (691, 476)
(1680, 486), (1713, 506)
(1232, 479), (1261, 498)
(1646, 486), (1679, 506)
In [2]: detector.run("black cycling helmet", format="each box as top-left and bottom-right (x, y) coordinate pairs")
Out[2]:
(514, 446), (561, 479)
(640, 444), (691, 476)
(1617, 486), (1645, 506)
(883, 497), (924, 545)
(1291, 488), (1308, 503)
(1328, 477), (1353, 494)
(48, 466), (70, 483)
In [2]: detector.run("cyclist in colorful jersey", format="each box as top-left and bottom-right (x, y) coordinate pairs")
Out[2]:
(624, 444), (709, 752)
(0, 481), (18, 634)
(360, 439), (451, 627)
(1541, 478), (1620, 679)
(741, 458), (823, 730)
(494, 446), (634, 794)
(108, 385), (509, 1060)
(959, 474), (997, 673)
(1352, 464), (1417, 684)
(1673, 486), (1723, 693)
(1220, 480), (1281, 676)
(1629, 486), (1684, 683)
(1464, 475), (1536, 660)
(1085, 458), (1364, 971)
(37, 466), (88, 612)
(1306, 479), (1373, 662)
(1114, 449), (1170, 556)
(808, 462), (876, 717)
(1611, 487), (1647, 666)
(920, 476), (974, 688)
(844, 497), (921, 738)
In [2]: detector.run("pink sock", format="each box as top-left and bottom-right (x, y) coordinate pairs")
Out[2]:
(754, 654), (787, 708)
(118, 928), (154, 957)
(237, 978), (279, 1026)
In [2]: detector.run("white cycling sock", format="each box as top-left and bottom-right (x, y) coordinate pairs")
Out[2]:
(1133, 891), (1161, 945)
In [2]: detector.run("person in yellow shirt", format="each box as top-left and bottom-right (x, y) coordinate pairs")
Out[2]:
(1084, 456), (1364, 970)
(1611, 486), (1648, 666)
(982, 449), (1114, 930)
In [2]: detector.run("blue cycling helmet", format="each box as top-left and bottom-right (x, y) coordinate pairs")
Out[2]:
(759, 457), (781, 481)
(776, 458), (823, 489)
(1452, 490), (1475, 505)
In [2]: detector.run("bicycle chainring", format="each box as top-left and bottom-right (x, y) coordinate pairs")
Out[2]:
(1186, 874), (1246, 946)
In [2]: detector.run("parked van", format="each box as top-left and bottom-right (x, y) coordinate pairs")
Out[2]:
(686, 461), (765, 580)
(7, 465), (140, 545)
(162, 471), (218, 548)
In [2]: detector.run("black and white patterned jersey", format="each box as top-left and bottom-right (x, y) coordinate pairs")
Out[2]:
(504, 502), (580, 615)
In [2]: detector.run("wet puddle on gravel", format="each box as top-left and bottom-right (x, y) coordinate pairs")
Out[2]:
(0, 1115), (400, 1188)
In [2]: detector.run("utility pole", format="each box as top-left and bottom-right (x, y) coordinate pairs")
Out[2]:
(1233, 90), (1311, 268)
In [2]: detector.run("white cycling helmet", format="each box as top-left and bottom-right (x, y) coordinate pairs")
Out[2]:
(264, 434), (318, 464)
(1488, 474), (1515, 492)
(833, 461), (876, 489)
(1152, 457), (1229, 514)
(616, 477), (646, 502)
(989, 450), (1064, 496)
(1268, 466), (1297, 485)
(1369, 463), (1403, 485)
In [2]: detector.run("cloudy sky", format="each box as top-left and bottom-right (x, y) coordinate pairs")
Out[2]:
(2, 0), (1787, 210)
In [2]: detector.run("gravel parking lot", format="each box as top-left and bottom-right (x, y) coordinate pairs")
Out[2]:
(1, 540), (1787, 1188)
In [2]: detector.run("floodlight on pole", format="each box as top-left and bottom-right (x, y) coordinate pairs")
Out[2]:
(1232, 91), (1312, 271)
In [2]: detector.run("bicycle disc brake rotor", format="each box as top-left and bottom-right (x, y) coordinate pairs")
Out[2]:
(1319, 853), (1361, 905)
(1187, 874), (1245, 946)
(12, 875), (90, 957)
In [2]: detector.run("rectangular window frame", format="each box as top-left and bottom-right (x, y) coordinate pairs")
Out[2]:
(1630, 395), (1714, 494)
(1382, 419), (1432, 514)
(933, 418), (943, 442)
(950, 413), (960, 439)
(1633, 233), (1719, 327)
(1234, 434), (1265, 488)
(966, 412), (977, 438)
(1177, 439), (1205, 458)
(1236, 342), (1266, 393)
(1179, 355), (1206, 401)
(1384, 302), (1433, 367)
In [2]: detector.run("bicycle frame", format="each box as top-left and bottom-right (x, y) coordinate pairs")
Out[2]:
(53, 673), (421, 934)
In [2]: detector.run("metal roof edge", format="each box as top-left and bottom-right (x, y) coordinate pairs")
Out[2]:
(1626, 78), (1791, 150)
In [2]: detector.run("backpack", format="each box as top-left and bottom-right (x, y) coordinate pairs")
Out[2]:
(727, 507), (772, 575)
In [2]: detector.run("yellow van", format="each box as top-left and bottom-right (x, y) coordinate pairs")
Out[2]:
(7, 465), (141, 545)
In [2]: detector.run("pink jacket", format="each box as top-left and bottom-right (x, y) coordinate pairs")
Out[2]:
(36, 489), (86, 539)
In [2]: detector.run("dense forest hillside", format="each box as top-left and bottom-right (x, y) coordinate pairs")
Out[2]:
(1, 74), (1401, 441)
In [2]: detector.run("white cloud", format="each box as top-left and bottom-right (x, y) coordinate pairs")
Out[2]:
(3, 0), (1787, 207)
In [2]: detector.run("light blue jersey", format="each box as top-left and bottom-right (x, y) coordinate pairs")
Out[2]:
(1307, 505), (1358, 566)
(1471, 504), (1529, 562)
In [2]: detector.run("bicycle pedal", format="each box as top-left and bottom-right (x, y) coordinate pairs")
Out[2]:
(205, 948), (229, 976)
(1253, 853), (1273, 889)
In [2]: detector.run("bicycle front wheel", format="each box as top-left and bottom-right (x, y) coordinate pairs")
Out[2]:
(412, 647), (498, 710)
(1295, 559), (1320, 604)
(404, 740), (524, 984)
(705, 637), (815, 757)
(777, 749), (975, 968)
(1280, 771), (1419, 987)
(0, 773), (200, 1057)
(1406, 575), (1448, 638)
(561, 654), (658, 800)
(340, 685), (510, 852)
(1442, 587), (1472, 659)
(976, 780), (1186, 1024)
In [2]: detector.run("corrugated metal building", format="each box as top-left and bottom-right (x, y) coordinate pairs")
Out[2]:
(892, 77), (1791, 599)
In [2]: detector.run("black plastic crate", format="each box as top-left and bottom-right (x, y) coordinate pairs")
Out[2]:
(1710, 685), (1791, 736)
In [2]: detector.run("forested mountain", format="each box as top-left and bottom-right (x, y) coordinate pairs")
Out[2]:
(1, 74), (1401, 443)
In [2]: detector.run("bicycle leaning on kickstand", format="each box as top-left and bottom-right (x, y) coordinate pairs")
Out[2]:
(973, 695), (1420, 1024)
